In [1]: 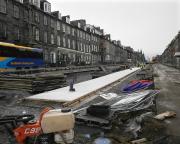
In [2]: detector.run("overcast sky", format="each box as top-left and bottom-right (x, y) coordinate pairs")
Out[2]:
(50, 0), (180, 59)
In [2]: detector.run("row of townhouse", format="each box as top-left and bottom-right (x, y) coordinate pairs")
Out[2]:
(0, 0), (145, 66)
(160, 31), (180, 68)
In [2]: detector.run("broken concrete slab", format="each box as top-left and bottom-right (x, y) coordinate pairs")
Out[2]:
(154, 111), (176, 120)
(131, 138), (147, 144)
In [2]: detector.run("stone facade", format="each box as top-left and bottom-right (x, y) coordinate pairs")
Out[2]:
(161, 32), (180, 68)
(0, 0), (145, 66)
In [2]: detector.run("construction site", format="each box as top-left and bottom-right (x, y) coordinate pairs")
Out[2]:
(0, 0), (180, 143)
(0, 63), (179, 144)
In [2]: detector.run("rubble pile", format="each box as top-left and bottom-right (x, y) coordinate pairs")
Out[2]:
(75, 90), (159, 130)
(136, 65), (154, 81)
(74, 64), (173, 143)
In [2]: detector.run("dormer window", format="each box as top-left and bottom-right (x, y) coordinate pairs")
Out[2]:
(66, 17), (70, 24)
(58, 13), (62, 20)
(43, 2), (51, 13)
(78, 22), (81, 28)
(84, 26), (87, 31)
(44, 3), (47, 11)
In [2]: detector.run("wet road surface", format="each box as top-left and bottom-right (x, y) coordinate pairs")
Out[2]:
(154, 64), (180, 138)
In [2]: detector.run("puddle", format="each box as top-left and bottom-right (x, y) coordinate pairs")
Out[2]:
(93, 137), (112, 144)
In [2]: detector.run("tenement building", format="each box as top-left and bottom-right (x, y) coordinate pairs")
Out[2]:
(100, 35), (128, 64)
(161, 31), (180, 68)
(0, 0), (145, 66)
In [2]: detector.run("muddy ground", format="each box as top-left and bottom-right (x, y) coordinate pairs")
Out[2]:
(0, 65), (179, 144)
(153, 64), (180, 143)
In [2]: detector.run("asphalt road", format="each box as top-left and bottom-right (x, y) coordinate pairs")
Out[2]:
(153, 64), (180, 138)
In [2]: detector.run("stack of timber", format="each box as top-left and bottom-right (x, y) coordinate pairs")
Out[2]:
(0, 72), (67, 93)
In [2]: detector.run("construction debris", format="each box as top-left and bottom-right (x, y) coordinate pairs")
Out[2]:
(76, 113), (112, 130)
(125, 112), (154, 138)
(136, 65), (154, 81)
(100, 93), (118, 100)
(0, 72), (66, 93)
(154, 111), (176, 120)
(75, 90), (159, 129)
(104, 90), (159, 113)
(131, 138), (147, 144)
(1, 64), (179, 144)
(87, 105), (110, 117)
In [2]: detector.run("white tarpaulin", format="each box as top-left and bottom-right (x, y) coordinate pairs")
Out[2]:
(27, 68), (139, 102)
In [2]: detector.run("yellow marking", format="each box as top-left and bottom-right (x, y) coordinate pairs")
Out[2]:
(0, 42), (35, 50)
(0, 57), (8, 61)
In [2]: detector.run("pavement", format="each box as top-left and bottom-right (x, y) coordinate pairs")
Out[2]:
(153, 64), (180, 138)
